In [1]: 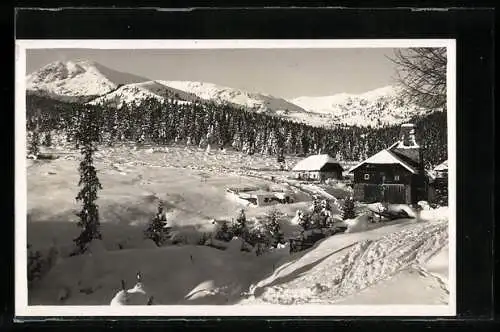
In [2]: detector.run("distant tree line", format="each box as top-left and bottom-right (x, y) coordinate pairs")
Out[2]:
(26, 93), (447, 167)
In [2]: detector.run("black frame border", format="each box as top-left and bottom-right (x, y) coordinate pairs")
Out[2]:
(4, 6), (496, 330)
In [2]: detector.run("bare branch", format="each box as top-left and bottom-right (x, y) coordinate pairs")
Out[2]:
(389, 48), (447, 109)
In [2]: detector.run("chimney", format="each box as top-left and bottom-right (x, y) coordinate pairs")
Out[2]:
(392, 123), (422, 166)
(400, 123), (418, 147)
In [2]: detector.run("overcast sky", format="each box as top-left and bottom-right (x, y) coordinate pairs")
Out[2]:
(27, 48), (399, 99)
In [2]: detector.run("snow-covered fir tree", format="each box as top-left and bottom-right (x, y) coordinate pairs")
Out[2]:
(144, 201), (170, 246)
(28, 130), (40, 158)
(42, 131), (52, 147)
(25, 94), (448, 167)
(231, 209), (249, 239)
(73, 105), (103, 255)
(264, 208), (285, 247)
(342, 197), (356, 220)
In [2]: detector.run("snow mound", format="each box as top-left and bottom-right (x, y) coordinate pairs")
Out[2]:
(184, 280), (217, 301)
(367, 203), (417, 219)
(135, 239), (159, 249)
(417, 201), (432, 210)
(419, 206), (449, 222)
(344, 214), (371, 233)
(29, 245), (270, 305)
(86, 240), (108, 255)
(227, 237), (245, 253)
(169, 229), (206, 245)
(109, 281), (151, 306)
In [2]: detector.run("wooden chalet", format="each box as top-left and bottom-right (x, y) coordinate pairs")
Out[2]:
(428, 160), (449, 205)
(348, 123), (428, 205)
(292, 154), (344, 182)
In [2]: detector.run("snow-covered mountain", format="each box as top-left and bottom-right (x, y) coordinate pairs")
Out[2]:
(157, 80), (309, 116)
(26, 60), (439, 128)
(290, 86), (437, 128)
(26, 60), (310, 116)
(26, 60), (150, 101)
(88, 81), (200, 107)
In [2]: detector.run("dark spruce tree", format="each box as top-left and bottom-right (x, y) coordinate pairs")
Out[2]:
(42, 131), (52, 147)
(27, 109), (41, 158)
(215, 220), (232, 242)
(25, 92), (447, 168)
(144, 201), (170, 246)
(342, 197), (356, 220)
(231, 209), (249, 239)
(73, 105), (103, 255)
(264, 208), (285, 247)
(28, 129), (40, 159)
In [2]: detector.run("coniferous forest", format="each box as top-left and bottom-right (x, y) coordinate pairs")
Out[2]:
(26, 93), (447, 167)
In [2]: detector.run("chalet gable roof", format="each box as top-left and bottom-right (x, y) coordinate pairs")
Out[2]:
(348, 149), (419, 174)
(292, 154), (342, 172)
(434, 160), (448, 171)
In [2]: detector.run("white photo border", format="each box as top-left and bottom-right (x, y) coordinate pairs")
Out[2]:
(15, 39), (456, 317)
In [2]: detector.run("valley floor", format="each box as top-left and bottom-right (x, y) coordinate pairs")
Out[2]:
(26, 144), (450, 307)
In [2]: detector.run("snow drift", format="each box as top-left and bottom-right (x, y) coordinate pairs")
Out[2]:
(28, 244), (276, 305)
(243, 216), (449, 305)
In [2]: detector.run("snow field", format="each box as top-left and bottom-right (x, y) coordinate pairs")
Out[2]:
(29, 243), (281, 305)
(26, 144), (450, 306)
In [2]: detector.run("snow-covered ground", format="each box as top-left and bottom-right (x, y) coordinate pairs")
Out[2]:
(27, 145), (319, 253)
(240, 213), (449, 305)
(26, 144), (450, 307)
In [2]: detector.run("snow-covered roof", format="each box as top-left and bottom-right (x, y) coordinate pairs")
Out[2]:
(426, 170), (437, 181)
(348, 149), (418, 174)
(292, 154), (341, 171)
(434, 160), (448, 171)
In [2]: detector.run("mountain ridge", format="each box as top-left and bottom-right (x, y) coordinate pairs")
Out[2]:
(26, 60), (442, 128)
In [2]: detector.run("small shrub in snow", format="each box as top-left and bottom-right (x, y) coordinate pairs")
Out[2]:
(197, 232), (212, 245)
(144, 201), (170, 246)
(27, 130), (40, 159)
(27, 244), (59, 288)
(342, 197), (356, 220)
(263, 208), (285, 247)
(230, 209), (250, 239)
(297, 211), (313, 230)
(27, 244), (43, 286)
(214, 220), (233, 242)
(42, 131), (52, 147)
(245, 227), (272, 249)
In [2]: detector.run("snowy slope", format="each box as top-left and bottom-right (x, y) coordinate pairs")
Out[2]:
(88, 81), (198, 107)
(157, 80), (310, 115)
(241, 214), (449, 305)
(28, 212), (449, 306)
(26, 60), (150, 100)
(28, 244), (277, 305)
(290, 86), (438, 128)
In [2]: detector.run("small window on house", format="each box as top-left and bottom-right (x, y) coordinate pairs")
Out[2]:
(394, 175), (400, 181)
(364, 173), (370, 180)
